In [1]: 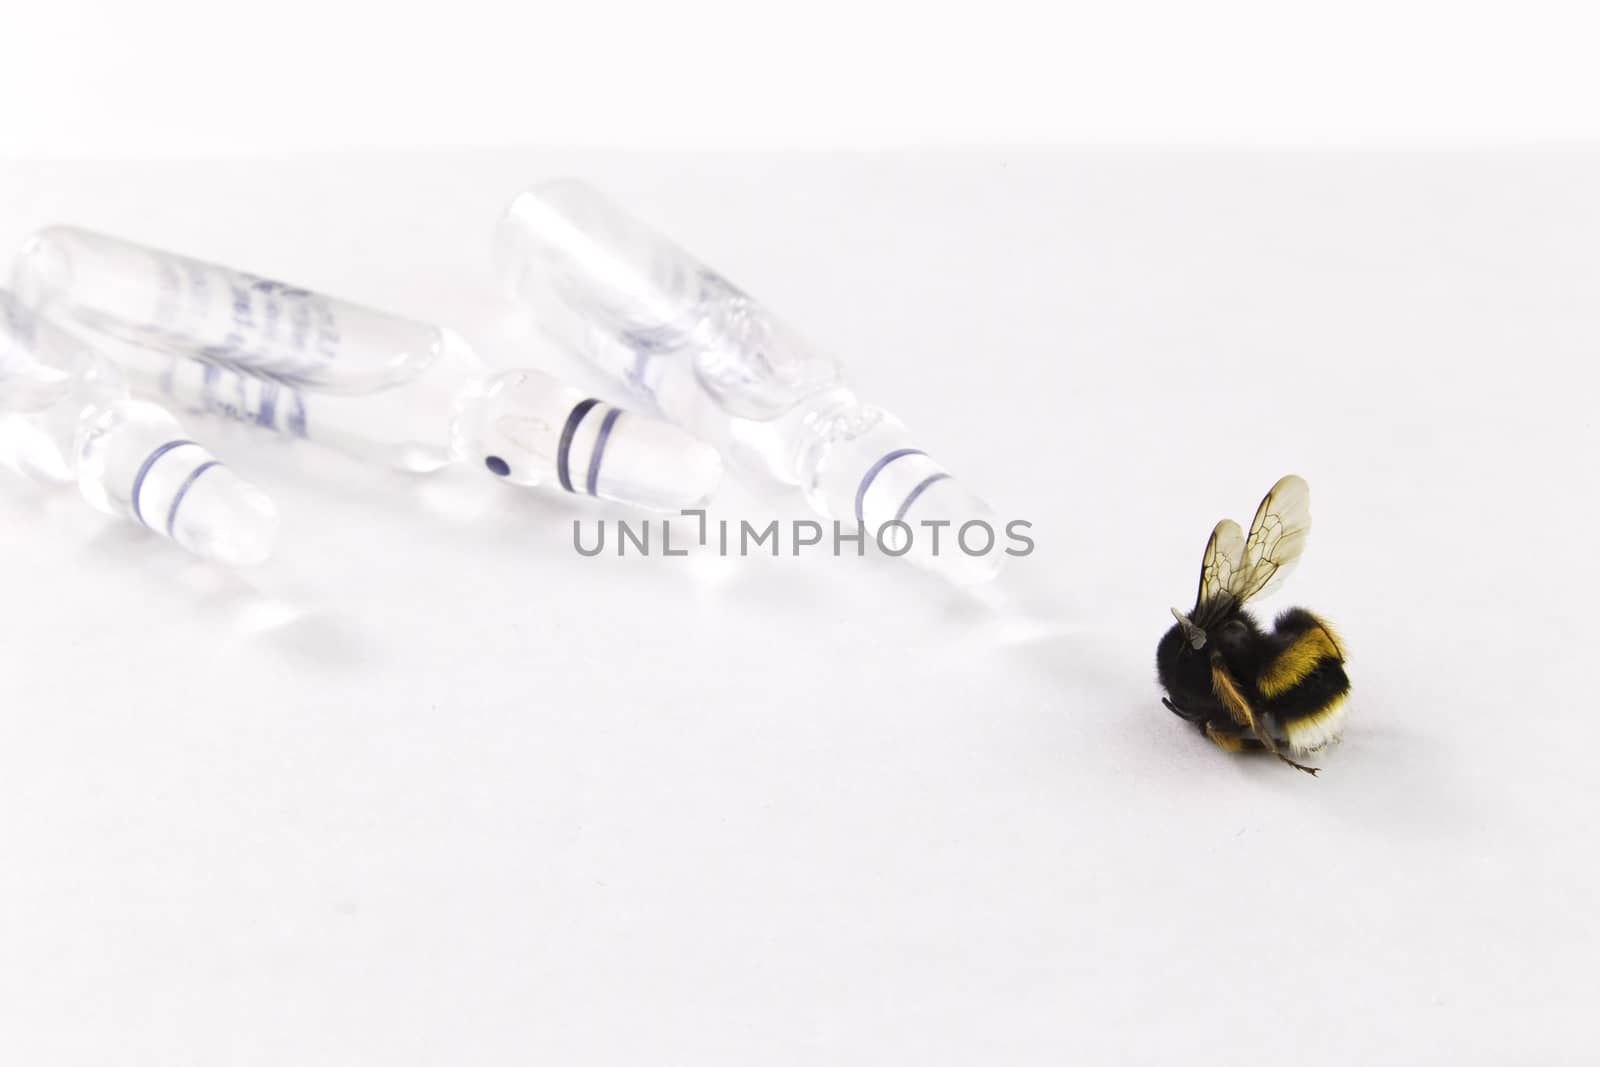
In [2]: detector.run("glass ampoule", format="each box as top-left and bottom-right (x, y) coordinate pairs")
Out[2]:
(13, 226), (440, 393)
(11, 229), (723, 513)
(0, 292), (278, 566)
(495, 180), (1003, 584)
(90, 327), (723, 513)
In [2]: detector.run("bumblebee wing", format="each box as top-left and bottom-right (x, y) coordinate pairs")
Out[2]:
(1229, 474), (1312, 607)
(1192, 518), (1246, 627)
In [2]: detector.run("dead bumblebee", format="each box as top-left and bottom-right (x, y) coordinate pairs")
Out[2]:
(1156, 475), (1349, 775)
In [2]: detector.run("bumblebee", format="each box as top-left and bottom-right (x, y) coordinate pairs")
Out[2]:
(1156, 475), (1349, 775)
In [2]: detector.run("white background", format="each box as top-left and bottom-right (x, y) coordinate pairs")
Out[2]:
(8, 1), (1600, 153)
(3, 6), (1600, 1066)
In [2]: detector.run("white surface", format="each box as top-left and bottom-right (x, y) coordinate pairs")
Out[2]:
(10, 2), (1600, 153)
(0, 150), (1596, 1064)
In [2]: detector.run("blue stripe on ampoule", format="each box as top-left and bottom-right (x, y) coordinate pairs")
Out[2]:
(258, 379), (278, 428)
(130, 440), (197, 527)
(165, 460), (220, 536)
(894, 472), (952, 524)
(586, 408), (622, 497)
(855, 448), (926, 523)
(286, 391), (308, 438)
(556, 398), (602, 493)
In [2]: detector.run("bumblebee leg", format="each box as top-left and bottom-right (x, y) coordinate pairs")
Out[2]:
(1273, 751), (1321, 775)
(1203, 723), (1271, 752)
(1209, 655), (1321, 776)
(1273, 751), (1312, 777)
(1205, 722), (1250, 752)
(1207, 721), (1317, 771)
(1163, 696), (1208, 722)
(1258, 722), (1320, 774)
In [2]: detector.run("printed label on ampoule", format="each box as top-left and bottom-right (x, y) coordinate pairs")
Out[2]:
(162, 358), (309, 439)
(128, 252), (344, 382)
(29, 229), (444, 393)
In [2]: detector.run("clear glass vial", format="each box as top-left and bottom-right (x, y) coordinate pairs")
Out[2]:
(11, 224), (724, 514)
(0, 292), (279, 566)
(99, 328), (724, 513)
(496, 180), (1003, 584)
(13, 226), (445, 393)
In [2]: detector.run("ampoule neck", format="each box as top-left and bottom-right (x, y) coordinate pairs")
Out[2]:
(1, 290), (105, 413)
(424, 326), (488, 390)
(1, 355), (126, 483)
(788, 387), (878, 485)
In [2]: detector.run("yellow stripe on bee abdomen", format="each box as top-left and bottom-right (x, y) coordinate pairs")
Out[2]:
(1258, 623), (1344, 698)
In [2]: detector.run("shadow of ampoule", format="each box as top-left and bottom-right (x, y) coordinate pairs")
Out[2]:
(71, 517), (377, 676)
